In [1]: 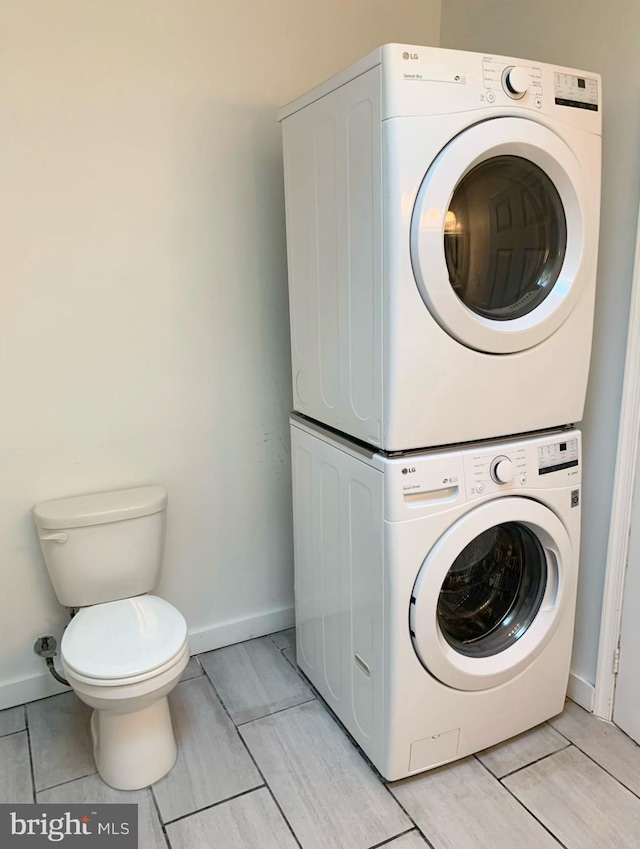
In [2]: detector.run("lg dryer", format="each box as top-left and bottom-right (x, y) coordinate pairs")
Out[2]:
(290, 414), (581, 780)
(279, 45), (601, 450)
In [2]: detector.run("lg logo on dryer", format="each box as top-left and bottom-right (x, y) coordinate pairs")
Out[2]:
(402, 467), (416, 475)
(402, 52), (419, 60)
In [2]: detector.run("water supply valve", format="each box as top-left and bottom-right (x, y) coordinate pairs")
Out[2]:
(34, 635), (58, 658)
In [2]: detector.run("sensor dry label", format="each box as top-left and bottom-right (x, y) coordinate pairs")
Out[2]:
(0, 805), (137, 847)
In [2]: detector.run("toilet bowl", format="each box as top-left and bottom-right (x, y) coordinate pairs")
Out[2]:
(61, 594), (189, 790)
(34, 486), (188, 791)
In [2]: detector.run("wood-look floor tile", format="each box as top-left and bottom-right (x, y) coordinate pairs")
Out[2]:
(390, 756), (559, 849)
(166, 787), (298, 849)
(199, 636), (313, 725)
(477, 722), (568, 777)
(269, 629), (296, 650)
(504, 745), (640, 848)
(240, 700), (410, 849)
(27, 692), (95, 790)
(180, 657), (203, 682)
(152, 677), (261, 823)
(38, 773), (166, 849)
(0, 732), (33, 803)
(550, 700), (640, 795)
(0, 706), (25, 737)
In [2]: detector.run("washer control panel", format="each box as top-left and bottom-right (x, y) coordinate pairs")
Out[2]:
(490, 455), (515, 484)
(382, 429), (581, 520)
(462, 433), (581, 500)
(466, 445), (528, 497)
(538, 437), (579, 475)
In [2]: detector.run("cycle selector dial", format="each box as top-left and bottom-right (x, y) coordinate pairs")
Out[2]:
(491, 456), (515, 484)
(503, 66), (530, 98)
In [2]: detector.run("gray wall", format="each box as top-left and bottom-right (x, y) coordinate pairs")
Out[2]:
(441, 0), (640, 687)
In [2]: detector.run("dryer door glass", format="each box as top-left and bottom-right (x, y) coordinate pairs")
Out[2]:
(437, 522), (547, 658)
(445, 155), (567, 320)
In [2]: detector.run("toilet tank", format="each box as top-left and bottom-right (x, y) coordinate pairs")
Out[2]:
(33, 486), (168, 607)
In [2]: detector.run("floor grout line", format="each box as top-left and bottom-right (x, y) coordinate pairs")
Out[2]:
(0, 727), (29, 741)
(379, 785), (436, 849)
(475, 752), (570, 849)
(36, 770), (99, 795)
(235, 696), (317, 728)
(367, 827), (424, 849)
(161, 784), (267, 827)
(149, 784), (172, 849)
(482, 739), (572, 780)
(24, 714), (36, 804)
(197, 668), (304, 849)
(544, 722), (640, 802)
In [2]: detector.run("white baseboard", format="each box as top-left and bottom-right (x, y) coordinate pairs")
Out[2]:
(0, 670), (69, 711)
(567, 671), (595, 712)
(187, 605), (295, 655)
(0, 605), (295, 711)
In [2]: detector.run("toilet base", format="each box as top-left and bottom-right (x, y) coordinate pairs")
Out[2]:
(90, 696), (177, 790)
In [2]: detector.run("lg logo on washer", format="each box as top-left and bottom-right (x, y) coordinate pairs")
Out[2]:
(402, 467), (416, 475)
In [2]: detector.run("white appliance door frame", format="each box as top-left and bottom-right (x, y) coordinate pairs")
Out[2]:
(411, 497), (573, 692)
(410, 117), (587, 354)
(595, 181), (640, 722)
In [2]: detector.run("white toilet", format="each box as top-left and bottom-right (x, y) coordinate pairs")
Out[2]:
(33, 486), (189, 791)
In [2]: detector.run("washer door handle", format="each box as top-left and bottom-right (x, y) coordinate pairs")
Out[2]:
(542, 549), (560, 610)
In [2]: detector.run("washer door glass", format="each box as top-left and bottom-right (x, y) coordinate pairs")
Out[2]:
(445, 156), (567, 321)
(409, 496), (574, 691)
(437, 522), (547, 658)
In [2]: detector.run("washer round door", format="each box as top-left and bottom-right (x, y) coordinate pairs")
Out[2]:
(410, 117), (590, 354)
(410, 497), (573, 691)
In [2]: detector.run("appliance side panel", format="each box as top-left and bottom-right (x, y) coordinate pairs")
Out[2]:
(282, 117), (318, 410)
(316, 115), (340, 409)
(347, 76), (383, 443)
(290, 424), (385, 757)
(348, 474), (385, 741)
(281, 67), (383, 444)
(319, 459), (343, 699)
(291, 433), (317, 671)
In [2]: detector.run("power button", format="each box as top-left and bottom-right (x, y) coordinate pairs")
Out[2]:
(486, 91), (496, 103)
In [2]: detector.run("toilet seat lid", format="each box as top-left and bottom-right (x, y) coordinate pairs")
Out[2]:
(61, 595), (188, 681)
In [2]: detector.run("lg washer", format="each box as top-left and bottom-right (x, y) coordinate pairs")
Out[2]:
(290, 414), (581, 780)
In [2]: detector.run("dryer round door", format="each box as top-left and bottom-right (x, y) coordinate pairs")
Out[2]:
(410, 117), (589, 354)
(410, 497), (573, 691)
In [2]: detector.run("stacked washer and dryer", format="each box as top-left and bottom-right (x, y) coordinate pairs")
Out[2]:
(278, 45), (601, 780)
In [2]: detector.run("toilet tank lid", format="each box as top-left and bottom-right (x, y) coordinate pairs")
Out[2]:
(33, 486), (167, 530)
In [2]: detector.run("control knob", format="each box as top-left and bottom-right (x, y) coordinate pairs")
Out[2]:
(491, 456), (515, 484)
(503, 66), (530, 98)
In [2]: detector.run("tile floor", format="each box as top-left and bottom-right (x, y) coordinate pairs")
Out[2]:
(2, 629), (640, 848)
